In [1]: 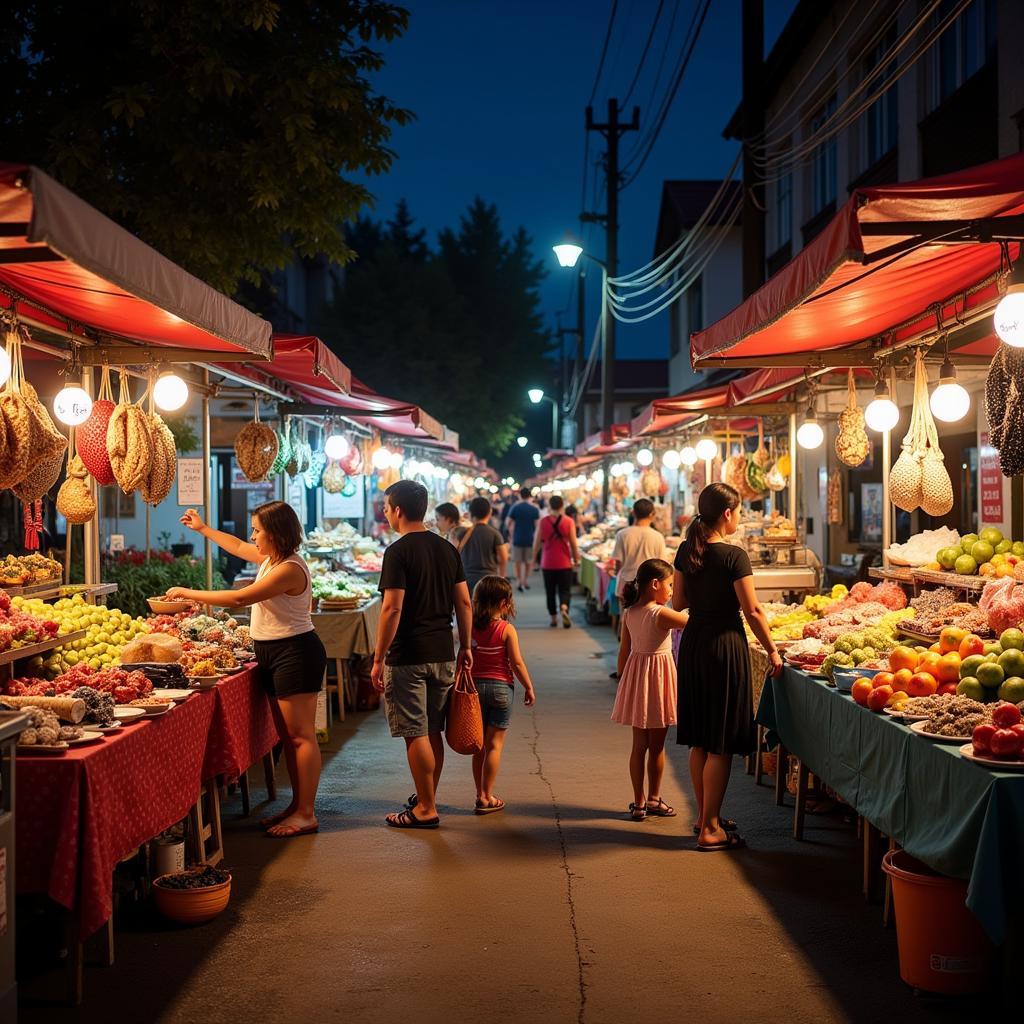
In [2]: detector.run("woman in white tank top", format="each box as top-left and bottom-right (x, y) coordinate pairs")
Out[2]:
(169, 500), (327, 838)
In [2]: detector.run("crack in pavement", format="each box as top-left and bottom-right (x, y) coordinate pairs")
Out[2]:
(528, 704), (588, 1024)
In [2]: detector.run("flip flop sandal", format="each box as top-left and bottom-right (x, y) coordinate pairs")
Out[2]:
(266, 821), (319, 839)
(691, 817), (738, 835)
(561, 608), (572, 628)
(258, 810), (292, 828)
(386, 808), (440, 829)
(646, 798), (676, 817)
(628, 802), (647, 821)
(404, 793), (419, 810)
(697, 832), (746, 853)
(475, 798), (505, 815)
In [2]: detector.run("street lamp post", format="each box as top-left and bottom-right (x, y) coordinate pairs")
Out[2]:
(528, 388), (558, 450)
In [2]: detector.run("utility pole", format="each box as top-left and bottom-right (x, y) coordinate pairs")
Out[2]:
(586, 98), (639, 432)
(741, 0), (765, 298)
(575, 266), (586, 449)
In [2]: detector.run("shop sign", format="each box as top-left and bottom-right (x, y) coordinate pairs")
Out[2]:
(980, 432), (1003, 523)
(178, 458), (205, 505)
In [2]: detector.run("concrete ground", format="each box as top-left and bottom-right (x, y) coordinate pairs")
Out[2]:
(20, 583), (988, 1023)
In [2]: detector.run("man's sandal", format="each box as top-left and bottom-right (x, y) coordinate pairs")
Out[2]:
(628, 802), (647, 821)
(404, 793), (419, 810)
(386, 808), (439, 829)
(646, 797), (676, 817)
(691, 817), (738, 835)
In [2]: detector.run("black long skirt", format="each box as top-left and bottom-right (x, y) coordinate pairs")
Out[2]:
(676, 617), (755, 755)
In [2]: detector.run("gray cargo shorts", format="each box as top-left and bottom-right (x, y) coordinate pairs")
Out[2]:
(384, 661), (456, 738)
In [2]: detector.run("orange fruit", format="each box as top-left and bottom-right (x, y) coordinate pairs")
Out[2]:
(872, 671), (895, 689)
(936, 653), (961, 684)
(923, 561), (942, 571)
(928, 642), (943, 653)
(980, 562), (997, 577)
(997, 564), (1015, 578)
(918, 651), (944, 678)
(887, 689), (909, 707)
(893, 668), (914, 691)
(939, 626), (967, 654)
(889, 646), (919, 672)
(907, 671), (938, 697)
(959, 634), (985, 659)
(851, 679), (873, 707)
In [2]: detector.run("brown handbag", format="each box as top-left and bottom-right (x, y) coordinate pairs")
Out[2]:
(445, 665), (483, 755)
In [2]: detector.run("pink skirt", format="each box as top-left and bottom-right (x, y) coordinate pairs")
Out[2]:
(611, 651), (677, 728)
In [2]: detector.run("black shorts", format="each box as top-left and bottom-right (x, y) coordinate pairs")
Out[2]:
(253, 630), (327, 698)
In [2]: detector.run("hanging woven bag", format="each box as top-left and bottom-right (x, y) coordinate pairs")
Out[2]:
(445, 666), (483, 755)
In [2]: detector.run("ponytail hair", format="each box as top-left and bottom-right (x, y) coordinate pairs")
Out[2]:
(678, 482), (740, 574)
(622, 557), (674, 608)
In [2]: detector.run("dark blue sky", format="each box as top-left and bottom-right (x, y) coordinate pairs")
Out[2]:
(367, 0), (796, 369)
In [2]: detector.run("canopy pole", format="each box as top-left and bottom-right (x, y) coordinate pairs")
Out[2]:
(203, 369), (212, 591)
(145, 504), (151, 563)
(882, 428), (892, 563)
(82, 366), (99, 586)
(788, 413), (797, 525)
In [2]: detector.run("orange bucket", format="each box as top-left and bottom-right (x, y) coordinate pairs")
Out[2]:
(881, 850), (995, 994)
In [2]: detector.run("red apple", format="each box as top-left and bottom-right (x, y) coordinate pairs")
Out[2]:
(867, 685), (893, 712)
(989, 728), (1023, 759)
(972, 723), (996, 755)
(937, 682), (959, 696)
(992, 701), (1023, 729)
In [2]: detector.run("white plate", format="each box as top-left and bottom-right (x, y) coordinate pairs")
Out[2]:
(909, 720), (971, 743)
(188, 676), (219, 689)
(113, 706), (146, 722)
(958, 743), (1024, 770)
(17, 742), (68, 755)
(92, 722), (121, 733)
(65, 730), (105, 747)
(154, 688), (194, 702)
(131, 701), (173, 717)
(883, 707), (930, 721)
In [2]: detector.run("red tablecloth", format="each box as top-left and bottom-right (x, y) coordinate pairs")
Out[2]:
(202, 665), (278, 780)
(17, 692), (216, 940)
(16, 667), (278, 939)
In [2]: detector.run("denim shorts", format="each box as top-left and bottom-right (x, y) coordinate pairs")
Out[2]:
(475, 679), (514, 730)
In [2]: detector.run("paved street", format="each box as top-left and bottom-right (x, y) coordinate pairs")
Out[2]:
(22, 583), (980, 1023)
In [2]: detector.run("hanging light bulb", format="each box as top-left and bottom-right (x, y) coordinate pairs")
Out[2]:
(636, 447), (654, 466)
(864, 379), (900, 432)
(994, 258), (1024, 347)
(153, 372), (189, 411)
(680, 446), (698, 467)
(371, 446), (391, 470)
(389, 451), (405, 470)
(620, 460), (635, 475)
(929, 357), (970, 423)
(695, 437), (717, 461)
(796, 405), (824, 450)
(661, 449), (681, 470)
(53, 385), (92, 426)
(324, 433), (351, 460)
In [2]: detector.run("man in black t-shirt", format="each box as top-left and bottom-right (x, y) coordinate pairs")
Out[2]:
(459, 495), (509, 596)
(372, 480), (473, 829)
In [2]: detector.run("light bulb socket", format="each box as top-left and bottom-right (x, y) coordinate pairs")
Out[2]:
(937, 357), (957, 384)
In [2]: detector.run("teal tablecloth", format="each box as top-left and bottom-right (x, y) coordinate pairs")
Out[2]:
(757, 667), (1024, 943)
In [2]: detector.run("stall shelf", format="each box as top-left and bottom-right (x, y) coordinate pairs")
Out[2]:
(757, 666), (1024, 944)
(0, 630), (86, 669)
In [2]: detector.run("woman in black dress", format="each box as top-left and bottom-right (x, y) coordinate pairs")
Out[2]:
(673, 483), (782, 851)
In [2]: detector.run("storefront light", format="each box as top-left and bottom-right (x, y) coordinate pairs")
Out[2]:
(451, 472), (464, 488)
(929, 359), (970, 423)
(53, 385), (93, 426)
(994, 262), (1024, 347)
(679, 446), (698, 467)
(389, 451), (405, 470)
(694, 437), (717, 461)
(661, 450), (681, 470)
(636, 447), (654, 467)
(371, 446), (391, 470)
(474, 476), (486, 489)
(864, 381), (900, 433)
(796, 410), (824, 450)
(324, 433), (351, 460)
(153, 372), (189, 412)
(434, 465), (450, 480)
(620, 460), (634, 475)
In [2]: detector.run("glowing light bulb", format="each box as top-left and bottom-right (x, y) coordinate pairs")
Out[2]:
(797, 416), (824, 450)
(371, 446), (391, 470)
(636, 448), (654, 466)
(929, 360), (970, 423)
(695, 437), (717, 461)
(864, 381), (900, 433)
(661, 450), (681, 470)
(389, 451), (405, 470)
(53, 385), (92, 426)
(680, 446), (698, 467)
(994, 289), (1024, 347)
(324, 433), (350, 460)
(153, 373), (189, 411)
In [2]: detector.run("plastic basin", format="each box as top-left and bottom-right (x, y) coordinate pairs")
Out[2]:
(153, 873), (231, 926)
(833, 665), (884, 692)
(881, 850), (994, 994)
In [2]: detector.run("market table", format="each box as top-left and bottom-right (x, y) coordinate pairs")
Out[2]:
(579, 555), (612, 608)
(202, 664), (278, 781)
(312, 597), (381, 659)
(757, 666), (1024, 943)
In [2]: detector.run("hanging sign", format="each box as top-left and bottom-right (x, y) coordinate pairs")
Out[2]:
(980, 432), (1003, 523)
(177, 458), (205, 506)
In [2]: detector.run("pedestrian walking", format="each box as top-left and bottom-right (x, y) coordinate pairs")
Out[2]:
(609, 496), (667, 612)
(434, 501), (465, 545)
(506, 486), (540, 593)
(469, 575), (537, 814)
(672, 483), (782, 852)
(611, 559), (688, 821)
(371, 480), (473, 829)
(171, 502), (327, 839)
(459, 495), (509, 595)
(532, 494), (580, 628)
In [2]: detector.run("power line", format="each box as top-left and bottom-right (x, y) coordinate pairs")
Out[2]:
(641, 0), (684, 119)
(621, 0), (666, 107)
(587, 0), (620, 107)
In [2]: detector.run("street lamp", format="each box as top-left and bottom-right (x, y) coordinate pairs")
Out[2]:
(553, 240), (584, 268)
(528, 387), (559, 449)
(516, 435), (528, 448)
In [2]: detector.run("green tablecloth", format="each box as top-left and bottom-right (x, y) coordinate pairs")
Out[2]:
(578, 554), (598, 596)
(757, 667), (1024, 943)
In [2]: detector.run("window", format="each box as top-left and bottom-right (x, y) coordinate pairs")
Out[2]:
(863, 24), (898, 168)
(774, 170), (792, 250)
(810, 95), (837, 214)
(931, 0), (996, 109)
(686, 276), (703, 335)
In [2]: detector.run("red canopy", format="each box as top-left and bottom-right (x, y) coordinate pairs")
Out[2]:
(0, 163), (271, 357)
(575, 424), (633, 457)
(691, 152), (1024, 366)
(233, 334), (351, 404)
(630, 382), (732, 437)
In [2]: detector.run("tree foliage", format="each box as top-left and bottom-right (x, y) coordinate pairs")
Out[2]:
(325, 198), (551, 456)
(0, 0), (411, 294)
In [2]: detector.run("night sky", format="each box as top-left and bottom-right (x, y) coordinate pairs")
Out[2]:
(367, 1), (796, 474)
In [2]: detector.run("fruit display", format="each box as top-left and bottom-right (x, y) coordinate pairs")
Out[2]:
(12, 593), (150, 676)
(781, 638), (830, 671)
(7, 665), (153, 703)
(929, 527), (1024, 578)
(979, 576), (1024, 635)
(971, 701), (1024, 761)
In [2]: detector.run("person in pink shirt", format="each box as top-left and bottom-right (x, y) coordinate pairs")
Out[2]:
(531, 494), (580, 628)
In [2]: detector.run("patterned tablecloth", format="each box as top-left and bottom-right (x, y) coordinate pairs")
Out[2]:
(16, 666), (278, 939)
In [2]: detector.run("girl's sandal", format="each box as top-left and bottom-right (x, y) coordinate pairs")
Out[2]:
(691, 817), (738, 835)
(646, 797), (676, 817)
(628, 802), (647, 821)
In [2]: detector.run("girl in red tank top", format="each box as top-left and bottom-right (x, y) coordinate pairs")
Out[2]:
(470, 576), (537, 815)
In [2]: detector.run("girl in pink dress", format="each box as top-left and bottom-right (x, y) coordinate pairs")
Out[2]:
(611, 558), (689, 820)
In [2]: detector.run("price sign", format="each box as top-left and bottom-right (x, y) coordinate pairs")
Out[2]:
(177, 458), (205, 506)
(109, 534), (125, 552)
(980, 432), (1003, 524)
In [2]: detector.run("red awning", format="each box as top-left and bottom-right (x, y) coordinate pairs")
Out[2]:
(0, 163), (271, 357)
(338, 379), (449, 443)
(691, 152), (1024, 366)
(575, 423), (633, 457)
(630, 382), (732, 437)
(233, 334), (351, 404)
